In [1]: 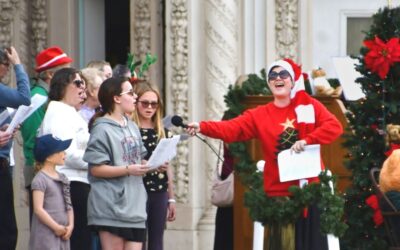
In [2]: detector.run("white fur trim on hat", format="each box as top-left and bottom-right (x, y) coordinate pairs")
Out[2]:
(36, 53), (68, 70)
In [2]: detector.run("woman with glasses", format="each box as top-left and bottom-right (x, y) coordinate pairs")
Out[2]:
(39, 67), (92, 250)
(186, 59), (343, 250)
(132, 81), (176, 250)
(84, 77), (149, 250)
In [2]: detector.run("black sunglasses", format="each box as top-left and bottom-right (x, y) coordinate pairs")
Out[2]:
(73, 79), (85, 88)
(268, 70), (291, 81)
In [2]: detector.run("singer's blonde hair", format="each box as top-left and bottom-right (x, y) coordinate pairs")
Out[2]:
(132, 81), (165, 140)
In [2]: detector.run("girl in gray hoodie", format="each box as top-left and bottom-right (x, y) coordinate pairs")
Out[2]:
(83, 77), (149, 250)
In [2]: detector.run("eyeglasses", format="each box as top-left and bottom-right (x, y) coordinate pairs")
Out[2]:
(73, 79), (85, 88)
(138, 100), (159, 109)
(268, 70), (291, 81)
(120, 89), (135, 96)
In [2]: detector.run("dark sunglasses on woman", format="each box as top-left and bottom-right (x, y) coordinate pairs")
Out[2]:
(73, 79), (85, 88)
(138, 100), (159, 109)
(268, 70), (291, 81)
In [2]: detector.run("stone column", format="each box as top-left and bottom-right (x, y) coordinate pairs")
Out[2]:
(275, 0), (299, 61)
(130, 0), (164, 88)
(198, 0), (238, 248)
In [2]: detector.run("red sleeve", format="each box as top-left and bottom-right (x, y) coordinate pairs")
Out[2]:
(199, 109), (258, 143)
(303, 99), (343, 145)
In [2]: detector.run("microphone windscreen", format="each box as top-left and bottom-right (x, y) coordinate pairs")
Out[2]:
(171, 115), (185, 128)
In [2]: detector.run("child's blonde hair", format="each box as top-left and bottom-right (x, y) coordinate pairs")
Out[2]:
(132, 81), (165, 140)
(34, 161), (44, 174)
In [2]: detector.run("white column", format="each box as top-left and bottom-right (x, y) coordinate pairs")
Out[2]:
(242, 0), (267, 74)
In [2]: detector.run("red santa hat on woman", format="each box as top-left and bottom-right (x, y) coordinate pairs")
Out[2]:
(267, 58), (305, 99)
(35, 46), (73, 73)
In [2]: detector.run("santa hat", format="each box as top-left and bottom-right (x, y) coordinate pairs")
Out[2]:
(35, 46), (73, 72)
(267, 58), (305, 99)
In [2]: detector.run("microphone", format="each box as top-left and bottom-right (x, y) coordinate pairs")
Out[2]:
(171, 115), (225, 165)
(171, 115), (188, 128)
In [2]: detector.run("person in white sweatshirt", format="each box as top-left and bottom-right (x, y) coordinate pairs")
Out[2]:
(39, 67), (91, 250)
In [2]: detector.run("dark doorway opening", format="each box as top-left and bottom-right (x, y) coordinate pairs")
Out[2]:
(105, 0), (130, 66)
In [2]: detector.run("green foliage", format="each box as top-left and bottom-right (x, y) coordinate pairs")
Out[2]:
(139, 53), (157, 77)
(126, 52), (157, 78)
(341, 6), (400, 249)
(224, 69), (347, 237)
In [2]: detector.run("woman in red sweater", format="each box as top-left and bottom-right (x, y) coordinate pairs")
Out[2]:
(187, 58), (343, 250)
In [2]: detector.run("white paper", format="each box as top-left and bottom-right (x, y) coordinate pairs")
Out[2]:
(332, 57), (365, 101)
(146, 135), (180, 169)
(277, 145), (321, 182)
(5, 94), (47, 133)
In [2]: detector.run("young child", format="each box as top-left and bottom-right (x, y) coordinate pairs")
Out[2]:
(29, 134), (74, 250)
(132, 81), (176, 250)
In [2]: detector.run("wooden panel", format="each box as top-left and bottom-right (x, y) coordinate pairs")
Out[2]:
(233, 96), (351, 250)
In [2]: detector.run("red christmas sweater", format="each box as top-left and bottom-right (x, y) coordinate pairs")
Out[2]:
(200, 96), (343, 197)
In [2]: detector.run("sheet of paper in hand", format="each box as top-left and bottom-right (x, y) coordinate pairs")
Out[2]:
(6, 94), (48, 133)
(146, 135), (180, 169)
(277, 144), (321, 182)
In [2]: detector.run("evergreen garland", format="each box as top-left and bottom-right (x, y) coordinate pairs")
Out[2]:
(342, 7), (400, 249)
(224, 70), (347, 237)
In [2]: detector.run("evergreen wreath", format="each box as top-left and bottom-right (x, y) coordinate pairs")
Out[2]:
(224, 69), (347, 237)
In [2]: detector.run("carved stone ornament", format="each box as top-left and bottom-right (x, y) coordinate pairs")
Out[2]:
(0, 0), (19, 84)
(31, 0), (48, 60)
(170, 0), (189, 203)
(275, 0), (299, 60)
(133, 0), (151, 79)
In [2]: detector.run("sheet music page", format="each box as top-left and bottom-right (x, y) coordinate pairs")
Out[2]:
(147, 135), (180, 169)
(5, 94), (47, 133)
(277, 144), (321, 182)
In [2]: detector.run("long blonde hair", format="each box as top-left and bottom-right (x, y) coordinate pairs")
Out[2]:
(132, 81), (165, 140)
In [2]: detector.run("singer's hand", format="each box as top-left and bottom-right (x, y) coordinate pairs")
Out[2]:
(291, 139), (307, 153)
(0, 130), (12, 147)
(127, 164), (150, 176)
(187, 122), (200, 136)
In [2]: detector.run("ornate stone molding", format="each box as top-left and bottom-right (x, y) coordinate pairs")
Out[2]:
(275, 0), (299, 60)
(204, 0), (237, 202)
(31, 0), (48, 64)
(0, 0), (19, 84)
(170, 0), (189, 203)
(133, 0), (151, 79)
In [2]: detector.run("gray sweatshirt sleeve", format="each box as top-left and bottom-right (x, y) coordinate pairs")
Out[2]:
(83, 129), (111, 166)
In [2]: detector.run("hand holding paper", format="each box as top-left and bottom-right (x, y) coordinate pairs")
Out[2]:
(277, 144), (321, 182)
